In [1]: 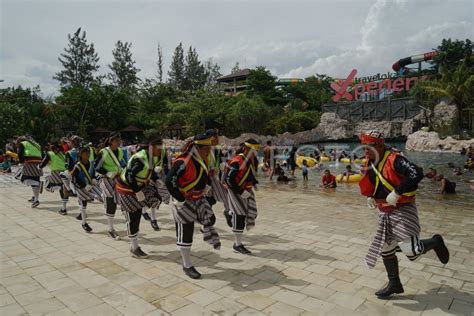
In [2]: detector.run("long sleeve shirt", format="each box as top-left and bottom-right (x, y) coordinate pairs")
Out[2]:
(368, 155), (423, 199)
(165, 157), (209, 202)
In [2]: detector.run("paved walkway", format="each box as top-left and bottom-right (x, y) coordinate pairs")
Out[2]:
(0, 174), (473, 315)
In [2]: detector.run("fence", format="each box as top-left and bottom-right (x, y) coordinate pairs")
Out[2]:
(322, 97), (423, 122)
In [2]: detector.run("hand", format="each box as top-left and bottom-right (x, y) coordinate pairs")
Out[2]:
(136, 191), (146, 202)
(85, 184), (93, 192)
(156, 179), (165, 188)
(154, 166), (162, 174)
(172, 198), (185, 207)
(106, 171), (117, 178)
(367, 197), (376, 209)
(386, 191), (400, 206)
(240, 190), (252, 199)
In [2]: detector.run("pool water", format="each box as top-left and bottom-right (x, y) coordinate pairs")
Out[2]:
(258, 143), (474, 211)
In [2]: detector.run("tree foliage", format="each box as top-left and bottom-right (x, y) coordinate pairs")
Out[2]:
(53, 28), (100, 89)
(108, 41), (140, 89)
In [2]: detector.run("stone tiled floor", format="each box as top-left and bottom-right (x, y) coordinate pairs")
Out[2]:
(1, 174), (473, 315)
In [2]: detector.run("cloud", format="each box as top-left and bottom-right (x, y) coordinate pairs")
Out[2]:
(282, 0), (473, 78)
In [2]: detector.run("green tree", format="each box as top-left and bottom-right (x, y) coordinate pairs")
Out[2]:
(246, 66), (284, 106)
(108, 40), (140, 89)
(156, 43), (164, 83)
(434, 38), (472, 73)
(168, 42), (185, 90)
(204, 58), (222, 92)
(53, 28), (100, 89)
(229, 96), (271, 134)
(183, 46), (207, 91)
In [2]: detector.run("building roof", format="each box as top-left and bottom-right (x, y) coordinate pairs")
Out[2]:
(91, 127), (112, 134)
(217, 69), (251, 82)
(120, 125), (143, 133)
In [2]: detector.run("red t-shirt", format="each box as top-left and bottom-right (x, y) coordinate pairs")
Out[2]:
(322, 174), (336, 185)
(62, 144), (69, 153)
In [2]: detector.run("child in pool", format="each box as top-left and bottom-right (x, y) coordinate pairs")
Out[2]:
(302, 160), (308, 182)
(339, 165), (356, 182)
(321, 169), (336, 188)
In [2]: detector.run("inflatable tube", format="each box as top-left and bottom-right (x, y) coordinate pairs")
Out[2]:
(296, 156), (318, 168)
(339, 158), (366, 164)
(320, 156), (330, 162)
(336, 173), (363, 183)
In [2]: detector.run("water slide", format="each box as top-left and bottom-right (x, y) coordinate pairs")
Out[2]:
(392, 51), (438, 72)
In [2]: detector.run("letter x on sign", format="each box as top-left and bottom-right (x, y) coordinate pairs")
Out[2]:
(331, 69), (357, 102)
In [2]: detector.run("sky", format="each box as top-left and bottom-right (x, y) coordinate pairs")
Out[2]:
(1, 0), (473, 97)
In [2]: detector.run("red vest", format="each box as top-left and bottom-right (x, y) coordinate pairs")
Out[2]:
(359, 151), (416, 210)
(228, 154), (256, 190)
(175, 155), (208, 200)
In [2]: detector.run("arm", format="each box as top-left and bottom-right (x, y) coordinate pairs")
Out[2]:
(165, 160), (186, 201)
(94, 151), (107, 175)
(39, 153), (51, 169)
(17, 143), (25, 163)
(227, 161), (244, 194)
(439, 179), (446, 194)
(126, 159), (145, 193)
(65, 153), (75, 171)
(72, 166), (86, 189)
(393, 156), (424, 194)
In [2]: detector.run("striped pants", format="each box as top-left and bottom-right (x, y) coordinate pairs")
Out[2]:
(366, 204), (421, 268)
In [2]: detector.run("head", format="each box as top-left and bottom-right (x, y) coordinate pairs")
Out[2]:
(146, 133), (163, 156)
(70, 135), (83, 148)
(346, 165), (352, 171)
(303, 159), (307, 166)
(324, 169), (331, 176)
(436, 174), (445, 182)
(205, 129), (219, 146)
(266, 140), (272, 146)
(79, 146), (90, 162)
(107, 132), (122, 149)
(360, 130), (385, 161)
(193, 133), (213, 159)
(242, 138), (261, 160)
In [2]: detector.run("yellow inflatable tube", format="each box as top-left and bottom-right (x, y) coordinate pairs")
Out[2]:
(320, 156), (330, 162)
(339, 158), (367, 164)
(296, 156), (318, 168)
(336, 173), (363, 183)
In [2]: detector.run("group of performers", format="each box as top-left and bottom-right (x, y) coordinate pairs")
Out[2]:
(10, 129), (451, 297)
(13, 130), (261, 280)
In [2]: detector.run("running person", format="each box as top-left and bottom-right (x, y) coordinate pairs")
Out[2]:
(71, 146), (103, 233)
(16, 136), (43, 208)
(115, 134), (163, 258)
(359, 130), (449, 298)
(95, 132), (127, 240)
(39, 140), (69, 214)
(165, 134), (221, 279)
(223, 139), (260, 255)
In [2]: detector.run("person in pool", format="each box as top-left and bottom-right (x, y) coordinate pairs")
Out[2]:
(339, 165), (356, 182)
(302, 160), (309, 182)
(436, 175), (456, 194)
(321, 169), (336, 188)
(424, 167), (437, 180)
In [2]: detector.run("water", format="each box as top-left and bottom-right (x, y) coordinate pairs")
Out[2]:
(258, 142), (474, 211)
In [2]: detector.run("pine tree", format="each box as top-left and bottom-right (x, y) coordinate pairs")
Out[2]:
(231, 62), (241, 74)
(168, 42), (185, 89)
(183, 46), (206, 91)
(108, 40), (140, 89)
(204, 58), (222, 92)
(53, 27), (100, 88)
(156, 43), (164, 83)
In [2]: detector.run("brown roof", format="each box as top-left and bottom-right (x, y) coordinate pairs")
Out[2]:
(217, 68), (251, 82)
(91, 127), (112, 134)
(121, 125), (143, 132)
(167, 123), (185, 130)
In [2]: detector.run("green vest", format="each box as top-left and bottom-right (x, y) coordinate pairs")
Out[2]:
(21, 141), (42, 158)
(48, 151), (66, 172)
(120, 149), (158, 188)
(99, 147), (125, 173)
(208, 147), (221, 169)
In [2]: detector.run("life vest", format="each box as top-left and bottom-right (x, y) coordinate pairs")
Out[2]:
(21, 140), (42, 161)
(119, 149), (158, 189)
(47, 151), (66, 172)
(225, 153), (256, 190)
(359, 150), (416, 210)
(99, 147), (127, 173)
(175, 154), (208, 200)
(75, 161), (94, 185)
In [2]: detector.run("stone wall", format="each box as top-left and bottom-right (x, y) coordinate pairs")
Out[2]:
(405, 130), (474, 152)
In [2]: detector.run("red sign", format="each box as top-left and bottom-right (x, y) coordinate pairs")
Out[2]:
(331, 69), (427, 102)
